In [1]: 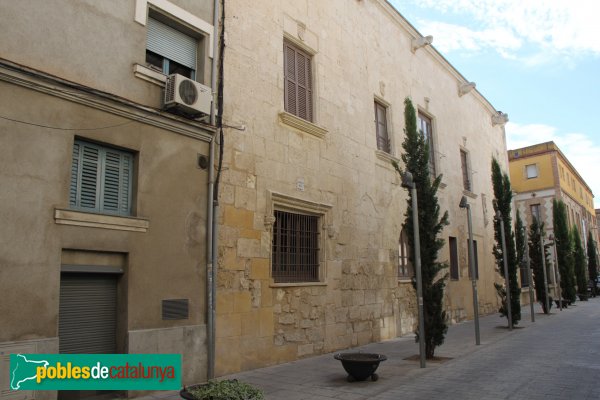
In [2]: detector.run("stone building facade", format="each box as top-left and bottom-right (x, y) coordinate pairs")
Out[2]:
(0, 1), (216, 398)
(508, 142), (597, 299)
(215, 0), (510, 375)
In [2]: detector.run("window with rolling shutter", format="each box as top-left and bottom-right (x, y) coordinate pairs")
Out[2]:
(146, 16), (198, 79)
(70, 140), (133, 216)
(375, 101), (391, 153)
(284, 41), (313, 122)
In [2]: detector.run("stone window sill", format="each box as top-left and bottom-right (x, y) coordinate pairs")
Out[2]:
(398, 278), (413, 284)
(278, 111), (327, 139)
(462, 189), (478, 199)
(375, 149), (400, 165)
(55, 208), (149, 232)
(270, 281), (328, 288)
(133, 63), (167, 86)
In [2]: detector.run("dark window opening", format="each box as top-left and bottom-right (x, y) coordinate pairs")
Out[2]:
(272, 210), (320, 283)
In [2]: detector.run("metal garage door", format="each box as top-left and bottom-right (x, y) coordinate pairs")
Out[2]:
(59, 273), (117, 354)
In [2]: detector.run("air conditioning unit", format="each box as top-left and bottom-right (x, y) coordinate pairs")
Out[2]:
(164, 74), (212, 116)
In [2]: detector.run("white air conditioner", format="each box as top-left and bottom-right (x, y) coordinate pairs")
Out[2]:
(164, 74), (212, 115)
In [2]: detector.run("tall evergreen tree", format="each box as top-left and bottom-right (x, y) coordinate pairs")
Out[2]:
(587, 231), (598, 296)
(552, 199), (576, 303)
(528, 219), (552, 313)
(515, 211), (526, 285)
(491, 158), (521, 324)
(572, 226), (588, 300)
(392, 97), (449, 359)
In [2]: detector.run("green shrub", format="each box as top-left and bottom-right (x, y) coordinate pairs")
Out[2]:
(187, 379), (264, 400)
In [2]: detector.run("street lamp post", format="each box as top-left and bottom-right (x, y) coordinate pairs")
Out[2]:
(549, 234), (562, 311)
(538, 225), (550, 314)
(460, 196), (480, 344)
(524, 229), (535, 322)
(401, 171), (426, 368)
(495, 209), (513, 330)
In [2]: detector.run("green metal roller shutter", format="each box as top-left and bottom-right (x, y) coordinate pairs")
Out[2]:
(58, 273), (117, 354)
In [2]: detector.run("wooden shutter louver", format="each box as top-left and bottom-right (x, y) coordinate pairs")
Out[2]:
(375, 102), (390, 152)
(284, 42), (313, 122)
(70, 140), (132, 215)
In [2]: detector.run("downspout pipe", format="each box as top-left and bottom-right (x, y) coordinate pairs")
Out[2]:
(206, 0), (220, 381)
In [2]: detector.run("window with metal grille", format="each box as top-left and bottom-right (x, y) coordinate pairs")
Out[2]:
(520, 265), (529, 287)
(70, 140), (133, 216)
(398, 228), (413, 278)
(146, 16), (198, 79)
(272, 210), (319, 283)
(284, 41), (313, 122)
(467, 239), (479, 279)
(460, 150), (471, 191)
(375, 101), (390, 153)
(417, 112), (435, 177)
(449, 236), (459, 280)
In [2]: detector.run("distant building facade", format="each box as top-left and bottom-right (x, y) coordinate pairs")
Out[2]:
(508, 142), (597, 297)
(215, 0), (511, 375)
(0, 1), (216, 398)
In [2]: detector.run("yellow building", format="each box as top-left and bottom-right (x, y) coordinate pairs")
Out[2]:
(508, 142), (597, 296)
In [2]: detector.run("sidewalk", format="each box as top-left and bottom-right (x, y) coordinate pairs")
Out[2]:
(140, 299), (590, 399)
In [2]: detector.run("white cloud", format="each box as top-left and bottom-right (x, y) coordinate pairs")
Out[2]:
(506, 122), (600, 207)
(403, 0), (600, 62)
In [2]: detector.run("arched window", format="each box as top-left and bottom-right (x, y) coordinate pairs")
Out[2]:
(398, 228), (413, 278)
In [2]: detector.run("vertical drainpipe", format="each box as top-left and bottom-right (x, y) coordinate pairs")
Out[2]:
(206, 0), (220, 381)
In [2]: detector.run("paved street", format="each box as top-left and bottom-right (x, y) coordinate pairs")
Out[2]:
(142, 297), (600, 400)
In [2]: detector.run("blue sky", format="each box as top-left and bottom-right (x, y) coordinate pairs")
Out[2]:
(390, 0), (600, 207)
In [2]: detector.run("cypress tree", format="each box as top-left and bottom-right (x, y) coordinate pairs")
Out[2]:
(572, 226), (588, 300)
(392, 97), (449, 359)
(515, 211), (526, 285)
(528, 219), (552, 313)
(491, 158), (521, 324)
(552, 199), (576, 303)
(587, 231), (598, 297)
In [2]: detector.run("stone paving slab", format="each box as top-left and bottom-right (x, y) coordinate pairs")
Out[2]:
(137, 298), (600, 399)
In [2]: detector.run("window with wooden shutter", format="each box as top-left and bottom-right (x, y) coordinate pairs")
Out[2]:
(460, 149), (471, 191)
(70, 140), (133, 216)
(375, 101), (390, 153)
(449, 236), (459, 280)
(417, 112), (435, 177)
(284, 41), (313, 122)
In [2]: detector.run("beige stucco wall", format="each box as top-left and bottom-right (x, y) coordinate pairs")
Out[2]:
(0, 0), (215, 396)
(215, 0), (508, 375)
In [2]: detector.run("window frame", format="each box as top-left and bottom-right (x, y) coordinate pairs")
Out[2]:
(460, 149), (472, 192)
(530, 204), (541, 223)
(417, 111), (436, 177)
(467, 239), (479, 280)
(70, 139), (134, 217)
(374, 100), (391, 153)
(449, 236), (459, 280)
(525, 164), (538, 179)
(267, 192), (331, 286)
(283, 40), (314, 122)
(272, 210), (320, 283)
(145, 15), (199, 80)
(398, 228), (413, 279)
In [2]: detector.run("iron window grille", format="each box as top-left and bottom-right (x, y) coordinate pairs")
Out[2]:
(272, 210), (320, 283)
